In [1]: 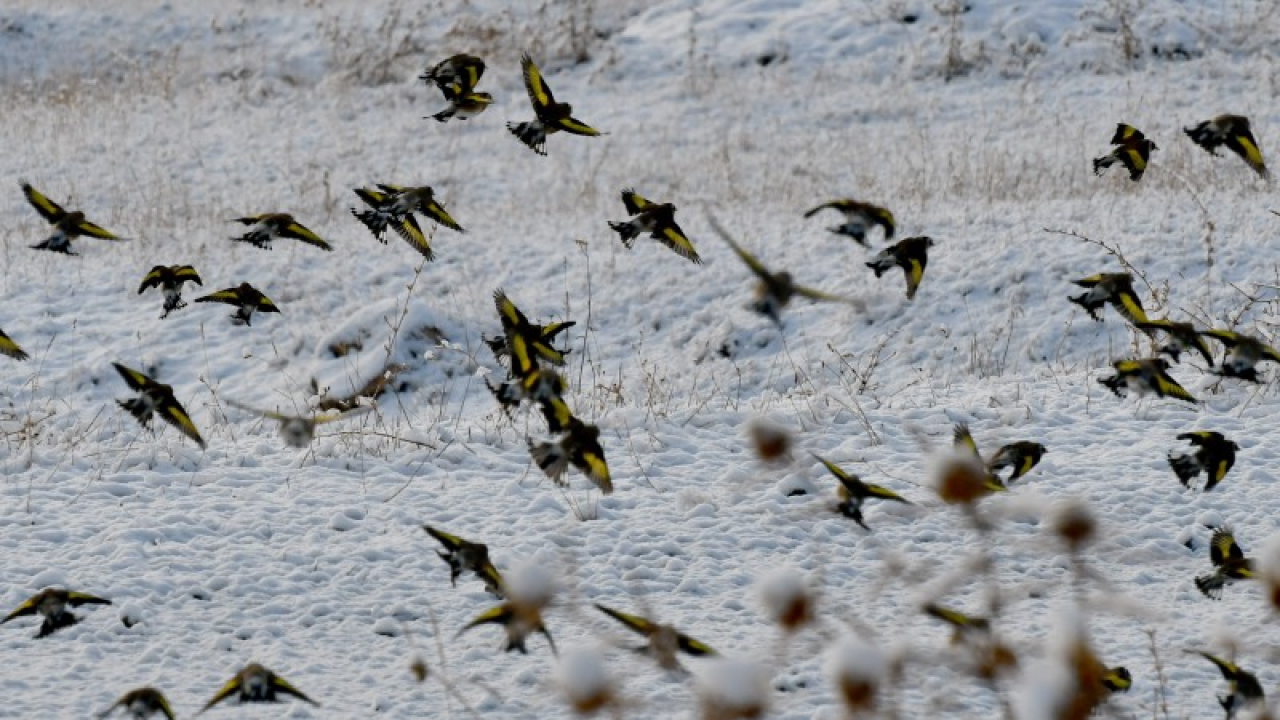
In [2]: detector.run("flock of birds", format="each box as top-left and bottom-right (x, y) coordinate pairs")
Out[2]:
(0, 45), (1277, 719)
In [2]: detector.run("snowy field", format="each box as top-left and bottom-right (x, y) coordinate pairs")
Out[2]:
(2, 0), (1280, 717)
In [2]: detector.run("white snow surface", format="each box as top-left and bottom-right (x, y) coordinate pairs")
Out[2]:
(2, 0), (1280, 717)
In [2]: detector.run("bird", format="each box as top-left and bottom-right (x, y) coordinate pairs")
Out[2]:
(230, 213), (331, 251)
(608, 189), (701, 263)
(420, 53), (492, 122)
(1184, 115), (1268, 178)
(197, 663), (318, 714)
(1200, 329), (1280, 383)
(490, 289), (572, 378)
(986, 441), (1047, 484)
(422, 525), (504, 597)
(1191, 651), (1265, 718)
(709, 216), (853, 325)
(137, 265), (202, 319)
(458, 602), (556, 655)
(225, 399), (371, 448)
(0, 328), (28, 361)
(802, 199), (895, 247)
(593, 603), (716, 670)
(923, 603), (991, 643)
(1100, 667), (1132, 693)
(1093, 124), (1158, 181)
(351, 184), (465, 261)
(1098, 357), (1197, 405)
(812, 454), (911, 530)
(1195, 527), (1255, 600)
(97, 687), (176, 719)
(487, 367), (573, 433)
(508, 52), (601, 155)
(1169, 431), (1238, 492)
(1136, 318), (1214, 364)
(1069, 273), (1148, 325)
(194, 282), (280, 326)
(866, 236), (934, 300)
(2, 588), (111, 638)
(113, 363), (206, 449)
(946, 424), (1010, 500)
(529, 414), (612, 494)
(21, 181), (127, 254)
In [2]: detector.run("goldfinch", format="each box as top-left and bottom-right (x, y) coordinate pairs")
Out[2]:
(230, 213), (332, 251)
(1185, 115), (1267, 178)
(812, 454), (912, 530)
(1100, 667), (1132, 693)
(508, 53), (601, 155)
(949, 424), (1009, 498)
(113, 363), (206, 449)
(1098, 357), (1197, 405)
(137, 265), (202, 319)
(458, 602), (556, 655)
(593, 603), (716, 670)
(225, 399), (371, 448)
(1169, 432), (1238, 492)
(529, 415), (612, 494)
(420, 53), (492, 122)
(97, 687), (176, 719)
(923, 603), (991, 642)
(2, 588), (111, 638)
(986, 441), (1047, 484)
(422, 525), (504, 597)
(0, 328), (28, 361)
(867, 236), (934, 300)
(1069, 272), (1148, 325)
(1200, 329), (1280, 383)
(1191, 651), (1265, 718)
(194, 282), (279, 326)
(803, 199), (895, 246)
(608, 189), (700, 263)
(21, 181), (126, 254)
(351, 184), (464, 261)
(1195, 527), (1255, 600)
(487, 368), (572, 433)
(198, 663), (317, 713)
(923, 603), (1017, 679)
(1093, 124), (1158, 181)
(1136, 319), (1214, 364)
(490, 289), (572, 378)
(710, 216), (852, 325)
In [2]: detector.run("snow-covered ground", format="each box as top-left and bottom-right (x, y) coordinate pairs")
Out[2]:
(2, 0), (1280, 717)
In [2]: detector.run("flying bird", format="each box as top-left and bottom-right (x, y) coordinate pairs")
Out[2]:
(508, 53), (601, 155)
(21, 181), (126, 254)
(1200, 329), (1280, 383)
(943, 424), (1010, 502)
(137, 265), (202, 319)
(490, 289), (573, 378)
(194, 282), (280, 326)
(1098, 357), (1197, 405)
(1069, 272), (1148, 325)
(422, 525), (504, 597)
(1190, 651), (1265, 718)
(1185, 114), (1267, 178)
(1093, 124), (1158, 181)
(2, 588), (111, 638)
(986, 441), (1047, 484)
(1195, 527), (1255, 600)
(1136, 318), (1214, 364)
(0, 329), (28, 361)
(197, 663), (317, 714)
(593, 603), (716, 670)
(803, 199), (895, 246)
(529, 415), (612, 494)
(113, 363), (206, 449)
(97, 687), (177, 720)
(812, 454), (912, 530)
(225, 399), (371, 448)
(420, 53), (492, 122)
(1169, 431), (1238, 492)
(458, 602), (556, 655)
(608, 189), (700, 263)
(1100, 667), (1132, 693)
(487, 367), (573, 433)
(351, 184), (464, 261)
(867, 236), (934, 300)
(230, 213), (332, 251)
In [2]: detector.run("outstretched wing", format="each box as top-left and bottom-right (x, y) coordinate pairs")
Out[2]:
(1200, 329), (1242, 348)
(269, 673), (318, 706)
(1209, 528), (1244, 567)
(1111, 288), (1148, 325)
(353, 187), (390, 208)
(1153, 372), (1197, 403)
(157, 399), (207, 449)
(138, 266), (168, 294)
(423, 525), (467, 552)
(869, 206), (896, 237)
(65, 592), (112, 608)
(520, 53), (556, 111)
(953, 423), (980, 457)
(579, 447), (613, 494)
(1225, 128), (1267, 177)
(802, 200), (851, 218)
(620, 188), (649, 215)
(924, 603), (980, 629)
(676, 632), (717, 656)
(112, 363), (155, 392)
(708, 216), (771, 282)
(1194, 651), (1240, 681)
(657, 220), (701, 264)
(812, 454), (854, 484)
(198, 676), (243, 714)
(421, 199), (464, 233)
(493, 290), (530, 332)
(594, 603), (657, 637)
(278, 220), (333, 250)
(864, 483), (911, 503)
(195, 288), (243, 305)
(459, 604), (513, 635)
(1111, 123), (1143, 145)
(21, 182), (67, 222)
(0, 331), (28, 361)
(71, 217), (123, 240)
(554, 115), (601, 137)
(393, 214), (435, 261)
(174, 265), (203, 286)
(1, 594), (43, 623)
(901, 258), (926, 300)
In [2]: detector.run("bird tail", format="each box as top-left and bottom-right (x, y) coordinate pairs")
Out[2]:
(117, 398), (154, 427)
(1097, 375), (1126, 398)
(431, 107), (456, 123)
(507, 121), (548, 155)
(1183, 122), (1217, 151)
(608, 220), (640, 247)
(1092, 155), (1114, 176)
(1194, 571), (1225, 600)
(1168, 453), (1202, 486)
(30, 237), (74, 254)
(865, 259), (891, 278)
(233, 231), (272, 249)
(1067, 294), (1104, 321)
(528, 440), (570, 485)
(351, 209), (392, 241)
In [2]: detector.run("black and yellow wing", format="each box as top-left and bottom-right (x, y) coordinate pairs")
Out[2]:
(0, 330), (28, 361)
(195, 288), (244, 305)
(1195, 652), (1241, 681)
(620, 188), (650, 215)
(869, 206), (896, 237)
(1111, 123), (1144, 145)
(864, 483), (911, 503)
(423, 525), (467, 552)
(476, 562), (505, 597)
(1153, 371), (1197, 403)
(1111, 287), (1148, 325)
(375, 183), (409, 195)
(2, 594), (43, 623)
(460, 604), (513, 635)
(924, 603), (985, 630)
(354, 187), (390, 208)
(578, 447), (613, 494)
(138, 266), (169, 294)
(174, 265), (202, 285)
(157, 399), (207, 449)
(520, 53), (556, 112)
(594, 603), (658, 637)
(393, 215), (434, 261)
(71, 217), (123, 240)
(493, 290), (530, 332)
(802, 199), (854, 218)
(554, 114), (602, 137)
(1202, 329), (1244, 348)
(657, 220), (701, 264)
(278, 220), (332, 251)
(792, 284), (848, 304)
(269, 673), (318, 706)
(154, 692), (177, 719)
(253, 292), (280, 313)
(530, 338), (568, 367)
(421, 199), (464, 233)
(20, 182), (67, 223)
(198, 675), (243, 713)
(65, 591), (111, 608)
(813, 454), (855, 485)
(676, 632), (716, 656)
(541, 321), (575, 343)
(902, 257), (926, 299)
(458, 55), (486, 96)
(1208, 528), (1244, 568)
(1100, 667), (1131, 693)
(112, 363), (156, 393)
(537, 395), (572, 433)
(953, 423), (980, 457)
(1225, 127), (1267, 177)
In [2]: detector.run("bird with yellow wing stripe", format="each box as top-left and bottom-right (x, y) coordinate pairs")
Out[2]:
(986, 440), (1047, 484)
(194, 282), (279, 326)
(593, 603), (716, 670)
(230, 213), (331, 251)
(423, 525), (505, 597)
(97, 687), (177, 720)
(1170, 431), (1238, 492)
(421, 53), (493, 123)
(351, 184), (464, 261)
(20, 181), (127, 254)
(1200, 329), (1280, 383)
(1190, 650), (1265, 718)
(940, 424), (1010, 503)
(138, 264), (202, 319)
(1098, 357), (1197, 405)
(112, 363), (206, 449)
(0, 328), (28, 361)
(1185, 114), (1268, 178)
(1093, 123), (1158, 181)
(812, 454), (912, 530)
(458, 601), (557, 655)
(529, 414), (612, 494)
(1195, 526), (1255, 599)
(803, 198), (895, 247)
(1069, 272), (1148, 326)
(197, 663), (317, 714)
(608, 188), (701, 263)
(508, 52), (601, 155)
(1136, 318), (1215, 365)
(923, 603), (1017, 679)
(488, 367), (573, 433)
(867, 236), (934, 300)
(225, 399), (371, 448)
(2, 587), (111, 638)
(490, 289), (572, 378)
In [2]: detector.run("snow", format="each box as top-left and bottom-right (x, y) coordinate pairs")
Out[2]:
(2, 0), (1280, 717)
